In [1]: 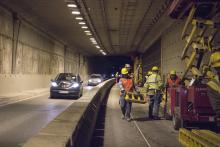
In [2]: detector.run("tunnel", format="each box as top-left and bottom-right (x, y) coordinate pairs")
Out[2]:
(0, 0), (220, 147)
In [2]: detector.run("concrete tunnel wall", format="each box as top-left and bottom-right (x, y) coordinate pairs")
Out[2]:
(0, 6), (89, 95)
(142, 20), (186, 81)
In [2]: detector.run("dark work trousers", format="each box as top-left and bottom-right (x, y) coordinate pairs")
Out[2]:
(148, 92), (161, 118)
(119, 95), (132, 118)
(207, 87), (220, 117)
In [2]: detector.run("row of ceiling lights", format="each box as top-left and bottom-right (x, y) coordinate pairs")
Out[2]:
(66, 3), (107, 56)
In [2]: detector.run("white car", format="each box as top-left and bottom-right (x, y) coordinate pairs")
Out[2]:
(88, 74), (103, 86)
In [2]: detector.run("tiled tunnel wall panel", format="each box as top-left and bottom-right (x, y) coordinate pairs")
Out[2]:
(0, 7), (88, 95)
(142, 39), (161, 77)
(161, 20), (185, 78)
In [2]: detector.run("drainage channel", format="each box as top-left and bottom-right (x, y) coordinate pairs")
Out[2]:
(90, 96), (108, 147)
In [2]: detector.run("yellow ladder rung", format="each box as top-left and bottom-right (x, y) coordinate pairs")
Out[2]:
(192, 130), (220, 146)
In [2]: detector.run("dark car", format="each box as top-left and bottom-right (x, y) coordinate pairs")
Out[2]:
(50, 73), (83, 98)
(88, 74), (103, 86)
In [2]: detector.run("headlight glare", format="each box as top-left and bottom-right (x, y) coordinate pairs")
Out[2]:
(71, 83), (79, 88)
(51, 82), (58, 87)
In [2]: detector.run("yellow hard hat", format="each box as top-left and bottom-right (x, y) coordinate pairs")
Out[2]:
(170, 70), (176, 75)
(152, 66), (159, 71)
(210, 51), (220, 68)
(147, 71), (152, 76)
(121, 68), (128, 75)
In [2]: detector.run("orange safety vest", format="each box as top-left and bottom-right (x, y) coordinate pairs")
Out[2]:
(120, 78), (133, 92)
(167, 76), (181, 87)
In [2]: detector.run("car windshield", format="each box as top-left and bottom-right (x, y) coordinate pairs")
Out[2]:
(56, 73), (77, 81)
(90, 75), (102, 79)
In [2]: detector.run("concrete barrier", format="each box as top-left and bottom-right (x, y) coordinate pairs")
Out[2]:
(23, 79), (115, 147)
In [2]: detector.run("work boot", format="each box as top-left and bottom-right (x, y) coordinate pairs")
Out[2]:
(153, 116), (160, 120)
(121, 115), (125, 120)
(126, 117), (131, 122)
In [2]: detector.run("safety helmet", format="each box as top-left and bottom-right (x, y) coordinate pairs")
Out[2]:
(170, 70), (176, 75)
(210, 51), (220, 68)
(152, 66), (159, 71)
(147, 71), (152, 76)
(125, 64), (131, 68)
(121, 68), (128, 75)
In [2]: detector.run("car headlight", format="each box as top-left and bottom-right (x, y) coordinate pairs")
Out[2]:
(88, 79), (92, 82)
(97, 79), (102, 83)
(51, 82), (58, 87)
(71, 83), (79, 88)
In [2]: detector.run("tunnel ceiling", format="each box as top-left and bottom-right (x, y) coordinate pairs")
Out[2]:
(0, 0), (173, 56)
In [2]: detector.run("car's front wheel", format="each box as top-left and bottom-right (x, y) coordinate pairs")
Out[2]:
(50, 92), (55, 99)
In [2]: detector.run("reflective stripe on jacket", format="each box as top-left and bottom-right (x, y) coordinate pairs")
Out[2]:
(145, 73), (162, 90)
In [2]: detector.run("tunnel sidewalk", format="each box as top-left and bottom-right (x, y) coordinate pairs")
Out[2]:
(92, 85), (181, 147)
(0, 88), (48, 106)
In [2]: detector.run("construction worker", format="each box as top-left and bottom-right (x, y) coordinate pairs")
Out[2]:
(118, 67), (135, 121)
(166, 70), (181, 88)
(207, 51), (220, 117)
(144, 71), (152, 84)
(125, 64), (132, 74)
(145, 66), (163, 120)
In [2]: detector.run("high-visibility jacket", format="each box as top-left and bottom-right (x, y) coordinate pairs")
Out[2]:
(145, 73), (162, 90)
(167, 76), (181, 87)
(119, 78), (133, 93)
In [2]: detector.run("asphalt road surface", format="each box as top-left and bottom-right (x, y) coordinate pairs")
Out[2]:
(0, 86), (92, 147)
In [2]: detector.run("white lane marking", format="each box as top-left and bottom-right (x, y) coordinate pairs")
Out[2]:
(131, 115), (151, 147)
(0, 92), (48, 107)
(0, 86), (91, 107)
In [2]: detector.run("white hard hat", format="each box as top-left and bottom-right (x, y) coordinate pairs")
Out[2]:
(125, 64), (131, 68)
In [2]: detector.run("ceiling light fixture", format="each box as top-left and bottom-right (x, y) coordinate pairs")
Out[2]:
(72, 11), (80, 15)
(67, 4), (77, 8)
(96, 45), (100, 49)
(84, 30), (90, 33)
(86, 33), (92, 35)
(79, 22), (86, 25)
(81, 26), (88, 29)
(75, 17), (83, 20)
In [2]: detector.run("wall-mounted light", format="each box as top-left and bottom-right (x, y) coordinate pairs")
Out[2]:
(72, 11), (80, 15)
(67, 4), (77, 8)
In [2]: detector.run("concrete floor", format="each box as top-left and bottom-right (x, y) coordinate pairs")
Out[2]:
(0, 87), (91, 147)
(103, 85), (182, 147)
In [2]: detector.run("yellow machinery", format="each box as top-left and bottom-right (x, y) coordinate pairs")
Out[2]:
(133, 56), (143, 86)
(179, 128), (220, 147)
(125, 91), (147, 104)
(168, 0), (220, 145)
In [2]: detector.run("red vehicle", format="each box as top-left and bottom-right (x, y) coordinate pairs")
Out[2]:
(168, 84), (217, 130)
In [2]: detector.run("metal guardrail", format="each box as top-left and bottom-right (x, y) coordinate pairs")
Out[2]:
(179, 128), (220, 147)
